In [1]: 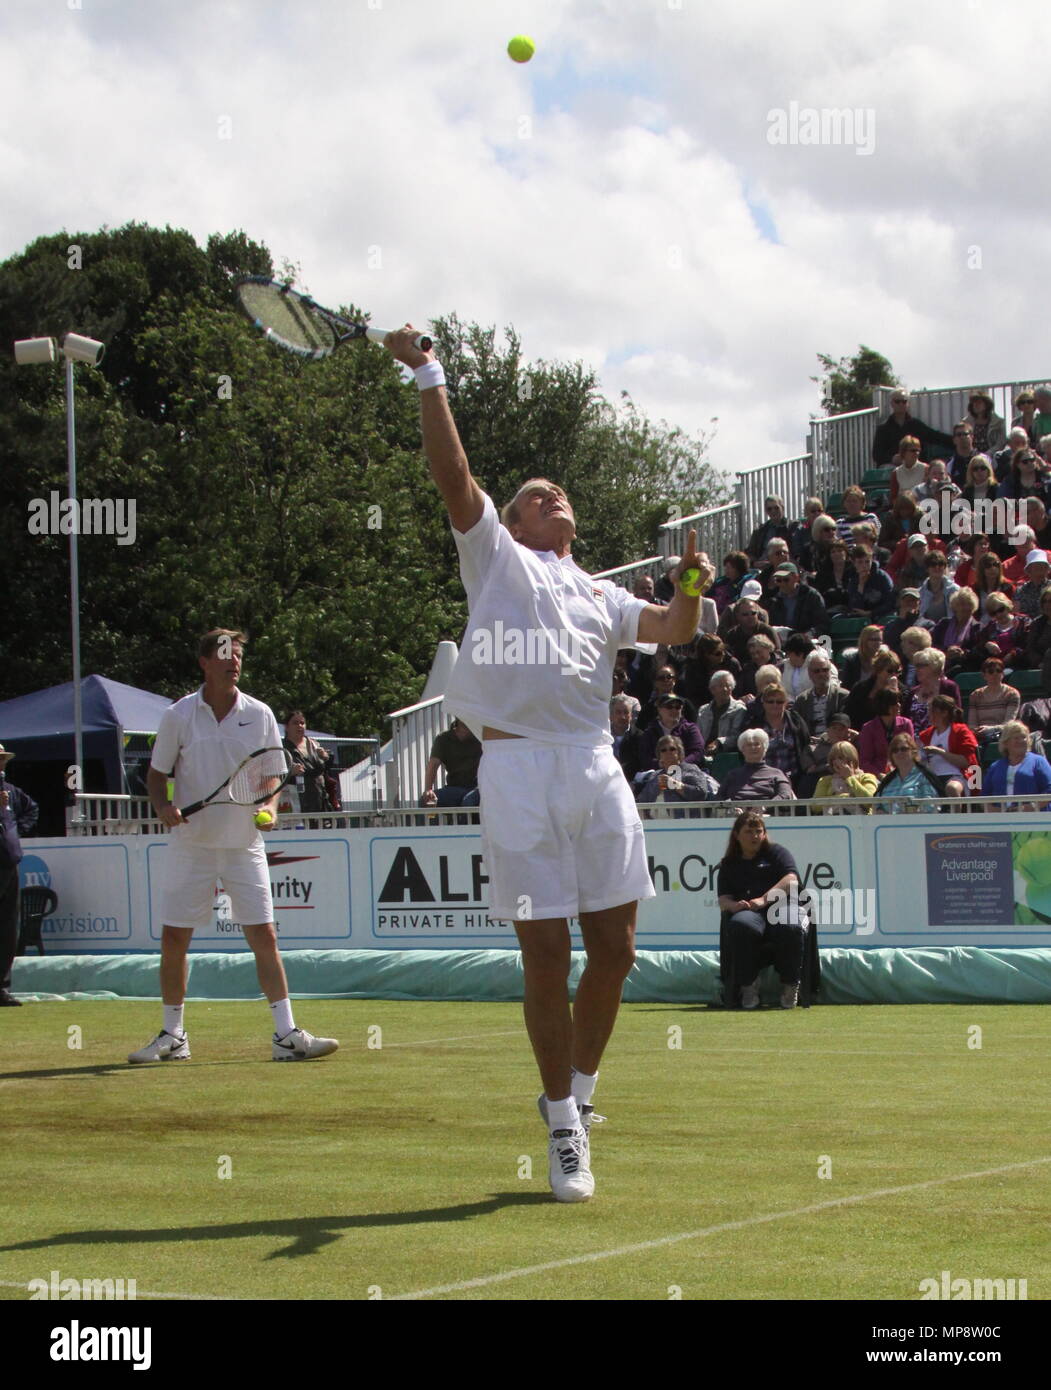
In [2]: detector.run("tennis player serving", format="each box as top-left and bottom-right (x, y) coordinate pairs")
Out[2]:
(385, 328), (710, 1201)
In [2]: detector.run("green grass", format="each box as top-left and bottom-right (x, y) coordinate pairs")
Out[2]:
(1, 1001), (1047, 1301)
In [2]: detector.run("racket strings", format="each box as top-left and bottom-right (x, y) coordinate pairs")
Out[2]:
(229, 750), (291, 805)
(237, 282), (335, 353)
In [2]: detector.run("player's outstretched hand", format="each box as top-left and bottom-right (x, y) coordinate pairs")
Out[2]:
(384, 324), (434, 371)
(675, 528), (714, 595)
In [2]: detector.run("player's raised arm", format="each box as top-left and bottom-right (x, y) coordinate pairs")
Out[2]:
(384, 325), (485, 533)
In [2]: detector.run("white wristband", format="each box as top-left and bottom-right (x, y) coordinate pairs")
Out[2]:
(414, 361), (446, 391)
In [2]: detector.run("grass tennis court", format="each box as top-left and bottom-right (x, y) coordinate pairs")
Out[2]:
(1, 1001), (1046, 1301)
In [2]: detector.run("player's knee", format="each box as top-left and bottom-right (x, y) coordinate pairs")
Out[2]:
(589, 939), (636, 981)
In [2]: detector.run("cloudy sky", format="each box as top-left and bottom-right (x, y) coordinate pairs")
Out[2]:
(1, 0), (1047, 478)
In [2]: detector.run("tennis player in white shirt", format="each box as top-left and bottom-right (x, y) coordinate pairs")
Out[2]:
(128, 629), (338, 1065)
(385, 329), (711, 1202)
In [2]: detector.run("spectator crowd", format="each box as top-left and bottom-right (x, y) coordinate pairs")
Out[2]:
(610, 387), (1051, 812)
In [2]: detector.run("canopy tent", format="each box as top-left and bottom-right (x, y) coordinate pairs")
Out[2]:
(0, 675), (176, 791)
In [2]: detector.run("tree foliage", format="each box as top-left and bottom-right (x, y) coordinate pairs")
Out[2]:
(812, 345), (900, 416)
(0, 225), (726, 753)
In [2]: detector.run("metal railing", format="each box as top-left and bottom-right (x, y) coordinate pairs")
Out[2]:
(735, 453), (815, 542)
(386, 693), (450, 808)
(872, 379), (1049, 442)
(67, 790), (1037, 836)
(807, 408), (879, 503)
(658, 503), (741, 563)
(592, 555), (666, 589)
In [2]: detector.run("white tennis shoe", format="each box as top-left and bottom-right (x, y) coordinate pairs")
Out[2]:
(548, 1127), (594, 1203)
(272, 1028), (339, 1061)
(128, 1030), (190, 1064)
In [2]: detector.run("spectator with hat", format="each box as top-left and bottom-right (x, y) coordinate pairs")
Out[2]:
(637, 692), (706, 771)
(720, 594), (780, 664)
(766, 561), (829, 635)
(1003, 527), (1038, 583)
(1013, 550), (1051, 619)
(881, 588), (934, 657)
(1011, 393), (1040, 449)
(0, 744), (39, 1008)
(636, 663), (698, 730)
(887, 533), (940, 590)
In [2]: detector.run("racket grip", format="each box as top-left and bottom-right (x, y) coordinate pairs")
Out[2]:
(366, 327), (434, 352)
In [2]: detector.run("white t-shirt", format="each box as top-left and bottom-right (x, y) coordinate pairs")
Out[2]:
(442, 493), (653, 745)
(150, 688), (282, 848)
(925, 726), (956, 780)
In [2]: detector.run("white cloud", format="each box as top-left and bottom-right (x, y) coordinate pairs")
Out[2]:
(2, 0), (1050, 490)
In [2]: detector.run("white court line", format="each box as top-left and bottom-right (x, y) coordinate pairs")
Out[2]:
(377, 1029), (523, 1049)
(391, 1154), (1051, 1300)
(0, 1279), (238, 1301)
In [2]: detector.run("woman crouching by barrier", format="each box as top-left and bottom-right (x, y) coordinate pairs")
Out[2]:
(716, 810), (809, 1010)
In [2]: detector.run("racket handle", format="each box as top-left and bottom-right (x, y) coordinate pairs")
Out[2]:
(366, 327), (434, 352)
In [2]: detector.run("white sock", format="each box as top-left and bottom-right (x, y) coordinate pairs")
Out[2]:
(547, 1096), (581, 1132)
(163, 1005), (184, 1037)
(571, 1067), (598, 1108)
(270, 998), (296, 1037)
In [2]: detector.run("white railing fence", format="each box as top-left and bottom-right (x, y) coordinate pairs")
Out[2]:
(386, 694), (450, 808)
(872, 379), (1049, 441)
(807, 408), (879, 503)
(592, 554), (666, 589)
(658, 502), (741, 564)
(68, 791), (1027, 834)
(736, 453), (815, 543)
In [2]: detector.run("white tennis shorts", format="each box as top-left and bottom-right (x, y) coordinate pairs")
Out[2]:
(478, 739), (656, 921)
(160, 836), (274, 931)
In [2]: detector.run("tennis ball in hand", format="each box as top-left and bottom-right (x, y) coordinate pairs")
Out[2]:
(679, 567), (709, 597)
(254, 810), (274, 828)
(507, 35), (535, 63)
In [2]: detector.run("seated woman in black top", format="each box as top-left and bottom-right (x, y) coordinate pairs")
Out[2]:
(716, 810), (809, 1010)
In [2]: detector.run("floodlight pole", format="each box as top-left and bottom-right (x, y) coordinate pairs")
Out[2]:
(13, 333), (104, 812)
(65, 354), (84, 791)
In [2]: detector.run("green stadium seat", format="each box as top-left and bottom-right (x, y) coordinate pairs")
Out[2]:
(829, 617), (867, 641)
(826, 493), (844, 515)
(955, 672), (985, 695)
(980, 741), (1001, 768)
(710, 750), (742, 783)
(1008, 668), (1045, 694)
(861, 469), (891, 489)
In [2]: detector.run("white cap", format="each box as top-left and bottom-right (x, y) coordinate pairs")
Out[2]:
(1025, 549), (1049, 568)
(740, 580), (763, 600)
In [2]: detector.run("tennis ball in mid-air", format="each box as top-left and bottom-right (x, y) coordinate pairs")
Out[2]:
(254, 809), (274, 828)
(507, 35), (535, 63)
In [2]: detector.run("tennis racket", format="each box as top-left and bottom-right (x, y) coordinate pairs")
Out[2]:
(236, 277), (432, 360)
(179, 747), (295, 820)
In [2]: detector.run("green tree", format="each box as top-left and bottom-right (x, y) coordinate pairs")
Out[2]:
(812, 345), (900, 415)
(1, 225), (726, 772)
